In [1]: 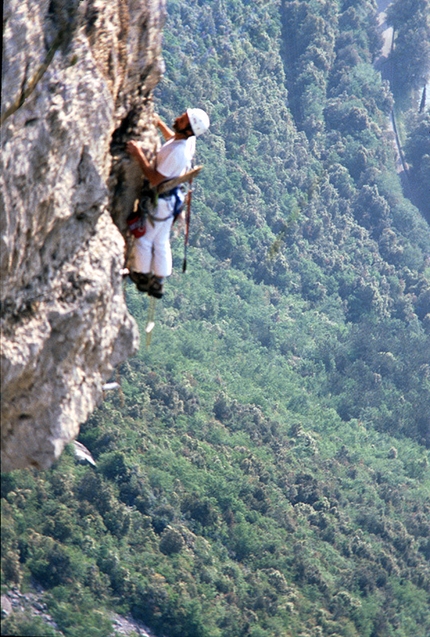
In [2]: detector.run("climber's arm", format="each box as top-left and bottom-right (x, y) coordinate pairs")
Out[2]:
(126, 141), (166, 187)
(154, 113), (174, 141)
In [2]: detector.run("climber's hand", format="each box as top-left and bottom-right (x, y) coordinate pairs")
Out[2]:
(126, 140), (142, 159)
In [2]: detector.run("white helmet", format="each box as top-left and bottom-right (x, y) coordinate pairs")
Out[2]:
(187, 108), (210, 137)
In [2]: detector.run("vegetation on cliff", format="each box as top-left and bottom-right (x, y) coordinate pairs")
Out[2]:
(386, 0), (430, 99)
(2, 0), (429, 636)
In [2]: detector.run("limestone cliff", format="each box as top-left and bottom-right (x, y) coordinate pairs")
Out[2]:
(1, 0), (165, 471)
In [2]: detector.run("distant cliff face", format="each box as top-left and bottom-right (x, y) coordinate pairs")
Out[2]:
(1, 0), (165, 471)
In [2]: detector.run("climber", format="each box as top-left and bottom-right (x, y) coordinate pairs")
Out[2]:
(126, 108), (210, 298)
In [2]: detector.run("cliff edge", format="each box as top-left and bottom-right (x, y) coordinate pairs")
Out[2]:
(1, 0), (165, 471)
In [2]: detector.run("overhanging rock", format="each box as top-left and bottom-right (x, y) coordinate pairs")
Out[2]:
(1, 0), (166, 470)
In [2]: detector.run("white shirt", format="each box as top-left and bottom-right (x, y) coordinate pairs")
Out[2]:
(156, 137), (196, 179)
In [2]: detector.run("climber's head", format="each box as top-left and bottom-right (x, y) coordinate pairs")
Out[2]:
(186, 108), (210, 136)
(173, 109), (210, 138)
(173, 112), (193, 137)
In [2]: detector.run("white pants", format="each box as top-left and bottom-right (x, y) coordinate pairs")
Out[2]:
(134, 198), (174, 277)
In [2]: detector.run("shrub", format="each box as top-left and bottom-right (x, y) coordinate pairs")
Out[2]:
(159, 527), (185, 555)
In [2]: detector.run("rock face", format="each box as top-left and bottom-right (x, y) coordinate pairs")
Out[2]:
(1, 0), (165, 471)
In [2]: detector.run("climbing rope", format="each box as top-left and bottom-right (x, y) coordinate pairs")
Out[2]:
(145, 296), (156, 348)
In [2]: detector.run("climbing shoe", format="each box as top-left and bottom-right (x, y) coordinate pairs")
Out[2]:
(148, 276), (164, 299)
(129, 271), (151, 293)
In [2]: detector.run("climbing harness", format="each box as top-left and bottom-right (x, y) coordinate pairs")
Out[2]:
(160, 186), (186, 221)
(148, 185), (186, 224)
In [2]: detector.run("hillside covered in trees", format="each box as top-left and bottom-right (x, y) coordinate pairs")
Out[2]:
(2, 0), (430, 636)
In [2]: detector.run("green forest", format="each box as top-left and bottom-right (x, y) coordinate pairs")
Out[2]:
(2, 0), (430, 636)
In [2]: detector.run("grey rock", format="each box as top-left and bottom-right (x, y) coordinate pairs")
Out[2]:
(33, 601), (47, 611)
(1, 595), (13, 616)
(73, 440), (96, 466)
(1, 0), (165, 471)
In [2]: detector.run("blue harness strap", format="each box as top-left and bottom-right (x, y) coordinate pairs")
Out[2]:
(157, 186), (185, 220)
